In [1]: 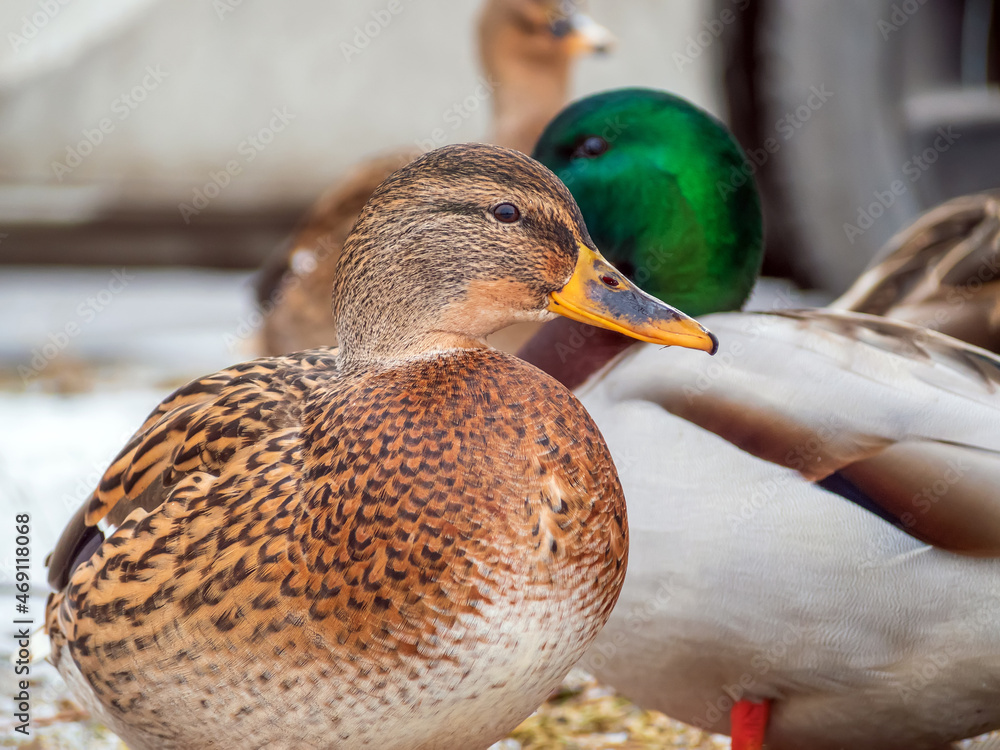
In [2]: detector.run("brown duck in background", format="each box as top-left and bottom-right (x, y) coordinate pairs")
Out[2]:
(832, 190), (1000, 353)
(477, 0), (613, 154)
(255, 0), (613, 356)
(45, 143), (716, 750)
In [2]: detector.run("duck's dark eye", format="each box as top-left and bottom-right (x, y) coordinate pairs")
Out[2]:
(600, 274), (619, 288)
(550, 18), (572, 38)
(572, 136), (609, 160)
(493, 203), (520, 223)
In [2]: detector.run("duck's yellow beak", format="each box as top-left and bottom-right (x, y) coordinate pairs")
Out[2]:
(548, 244), (718, 354)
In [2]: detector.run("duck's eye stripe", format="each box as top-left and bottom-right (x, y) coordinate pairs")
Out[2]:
(493, 203), (521, 223)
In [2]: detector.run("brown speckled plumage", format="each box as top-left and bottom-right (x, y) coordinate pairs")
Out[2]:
(46, 143), (629, 750)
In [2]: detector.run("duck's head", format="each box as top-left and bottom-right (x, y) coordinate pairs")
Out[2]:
(479, 0), (615, 65)
(333, 143), (716, 365)
(478, 0), (614, 154)
(533, 88), (764, 317)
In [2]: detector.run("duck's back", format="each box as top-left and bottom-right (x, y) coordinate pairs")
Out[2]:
(47, 347), (627, 750)
(576, 311), (1000, 750)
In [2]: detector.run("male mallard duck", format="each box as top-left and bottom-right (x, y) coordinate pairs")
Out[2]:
(255, 0), (613, 356)
(832, 190), (1000, 354)
(518, 89), (1000, 750)
(45, 143), (716, 750)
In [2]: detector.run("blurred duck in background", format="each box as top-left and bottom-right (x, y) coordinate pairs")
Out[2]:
(515, 88), (1000, 750)
(254, 0), (613, 356)
(831, 190), (1000, 355)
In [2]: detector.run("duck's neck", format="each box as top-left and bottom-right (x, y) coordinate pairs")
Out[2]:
(516, 318), (638, 390)
(336, 331), (488, 373)
(486, 57), (572, 154)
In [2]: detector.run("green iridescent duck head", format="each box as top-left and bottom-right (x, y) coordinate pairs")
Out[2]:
(532, 88), (764, 317)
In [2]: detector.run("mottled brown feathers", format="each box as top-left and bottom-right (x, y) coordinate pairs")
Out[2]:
(47, 347), (626, 748)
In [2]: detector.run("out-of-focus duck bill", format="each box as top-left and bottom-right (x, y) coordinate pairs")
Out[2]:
(547, 245), (719, 354)
(565, 13), (616, 55)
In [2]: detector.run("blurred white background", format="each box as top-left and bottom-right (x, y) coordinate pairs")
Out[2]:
(0, 0), (722, 221)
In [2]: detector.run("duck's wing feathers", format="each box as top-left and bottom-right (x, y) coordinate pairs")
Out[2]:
(832, 191), (1000, 353)
(46, 349), (337, 589)
(594, 309), (1000, 556)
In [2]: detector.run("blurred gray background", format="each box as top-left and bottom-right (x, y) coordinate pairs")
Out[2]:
(2, 0), (997, 289)
(0, 0), (726, 266)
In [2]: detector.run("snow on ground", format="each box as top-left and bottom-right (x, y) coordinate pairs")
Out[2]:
(1, 266), (262, 385)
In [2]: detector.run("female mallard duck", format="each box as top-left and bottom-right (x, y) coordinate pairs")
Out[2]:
(519, 89), (1000, 750)
(255, 0), (613, 356)
(44, 143), (716, 750)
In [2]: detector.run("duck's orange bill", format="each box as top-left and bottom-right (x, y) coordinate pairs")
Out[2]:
(548, 244), (718, 354)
